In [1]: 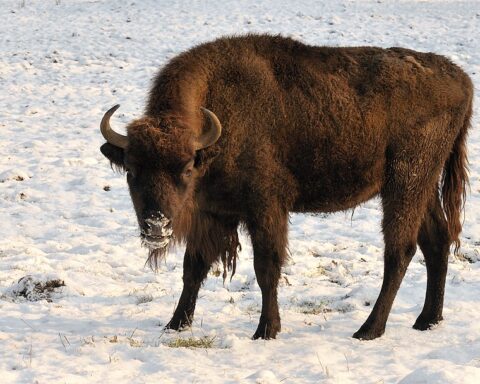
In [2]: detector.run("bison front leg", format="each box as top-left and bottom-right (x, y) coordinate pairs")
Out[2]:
(248, 213), (288, 340)
(165, 250), (211, 330)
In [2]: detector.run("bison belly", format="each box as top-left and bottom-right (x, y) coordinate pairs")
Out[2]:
(290, 138), (385, 213)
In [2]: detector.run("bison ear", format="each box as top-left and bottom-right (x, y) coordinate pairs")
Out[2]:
(193, 146), (219, 174)
(100, 143), (125, 172)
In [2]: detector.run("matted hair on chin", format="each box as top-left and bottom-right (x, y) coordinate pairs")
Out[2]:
(143, 235), (180, 272)
(145, 247), (167, 271)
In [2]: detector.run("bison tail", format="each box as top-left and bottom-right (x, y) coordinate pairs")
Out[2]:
(441, 103), (472, 254)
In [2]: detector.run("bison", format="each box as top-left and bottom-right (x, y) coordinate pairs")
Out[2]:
(99, 34), (472, 340)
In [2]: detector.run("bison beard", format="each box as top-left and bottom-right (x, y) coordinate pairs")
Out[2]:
(142, 215), (173, 270)
(143, 196), (195, 271)
(142, 196), (240, 282)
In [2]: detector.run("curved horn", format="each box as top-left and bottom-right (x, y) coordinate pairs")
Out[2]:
(196, 107), (222, 150)
(100, 104), (128, 149)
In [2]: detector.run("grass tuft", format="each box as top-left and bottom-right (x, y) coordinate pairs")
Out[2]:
(167, 336), (215, 349)
(299, 300), (332, 315)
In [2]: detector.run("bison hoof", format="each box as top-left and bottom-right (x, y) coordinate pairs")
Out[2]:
(352, 324), (385, 340)
(165, 316), (192, 331)
(252, 319), (281, 340)
(413, 315), (443, 331)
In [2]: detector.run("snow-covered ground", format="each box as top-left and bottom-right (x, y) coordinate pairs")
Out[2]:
(1, 0), (479, 382)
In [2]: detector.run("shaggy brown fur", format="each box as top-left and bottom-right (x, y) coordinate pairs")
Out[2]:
(100, 34), (473, 340)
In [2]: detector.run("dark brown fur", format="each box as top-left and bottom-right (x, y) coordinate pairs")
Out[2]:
(100, 34), (473, 340)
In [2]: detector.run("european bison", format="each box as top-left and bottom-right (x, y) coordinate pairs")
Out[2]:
(99, 34), (472, 340)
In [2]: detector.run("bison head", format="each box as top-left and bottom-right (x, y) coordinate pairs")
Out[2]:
(99, 105), (222, 268)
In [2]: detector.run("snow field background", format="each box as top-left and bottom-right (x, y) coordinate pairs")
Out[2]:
(0, 0), (479, 383)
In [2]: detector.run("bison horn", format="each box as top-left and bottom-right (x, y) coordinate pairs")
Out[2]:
(100, 104), (128, 149)
(196, 107), (222, 150)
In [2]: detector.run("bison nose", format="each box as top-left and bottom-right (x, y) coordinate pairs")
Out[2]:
(142, 213), (172, 240)
(144, 212), (171, 226)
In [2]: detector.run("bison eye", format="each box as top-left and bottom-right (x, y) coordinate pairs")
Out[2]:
(182, 160), (195, 179)
(126, 167), (136, 180)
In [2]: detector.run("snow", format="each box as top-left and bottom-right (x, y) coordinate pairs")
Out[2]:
(1, 0), (479, 382)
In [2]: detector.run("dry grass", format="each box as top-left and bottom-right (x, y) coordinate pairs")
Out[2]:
(167, 336), (215, 349)
(299, 300), (332, 315)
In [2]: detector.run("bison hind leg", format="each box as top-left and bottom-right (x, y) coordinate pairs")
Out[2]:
(354, 157), (439, 339)
(413, 191), (450, 331)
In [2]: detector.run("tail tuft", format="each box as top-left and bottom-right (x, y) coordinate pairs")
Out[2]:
(441, 102), (471, 253)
